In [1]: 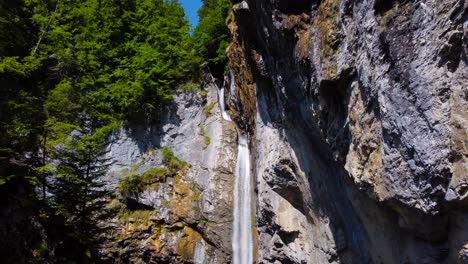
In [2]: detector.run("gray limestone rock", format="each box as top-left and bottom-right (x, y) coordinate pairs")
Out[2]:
(227, 0), (468, 263)
(101, 74), (237, 263)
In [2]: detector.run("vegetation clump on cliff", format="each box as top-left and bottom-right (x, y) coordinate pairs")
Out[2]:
(118, 147), (187, 199)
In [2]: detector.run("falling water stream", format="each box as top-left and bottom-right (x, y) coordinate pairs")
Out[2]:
(232, 133), (254, 264)
(217, 79), (254, 264)
(218, 86), (232, 121)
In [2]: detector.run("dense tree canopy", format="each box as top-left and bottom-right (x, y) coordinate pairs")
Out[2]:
(192, 0), (231, 76)
(0, 0), (230, 151)
(0, 0), (191, 156)
(0, 0), (231, 261)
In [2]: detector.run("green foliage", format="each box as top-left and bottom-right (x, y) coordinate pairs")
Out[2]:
(192, 0), (231, 76)
(42, 118), (79, 155)
(0, 85), (42, 153)
(118, 209), (153, 224)
(103, 0), (197, 120)
(1, 0), (200, 131)
(204, 102), (215, 115)
(199, 90), (208, 98)
(199, 127), (205, 136)
(33, 164), (56, 177)
(191, 182), (201, 201)
(0, 56), (43, 76)
(0, 1), (37, 56)
(180, 81), (200, 91)
(161, 147), (176, 164)
(50, 121), (112, 237)
(161, 147), (187, 171)
(0, 175), (15, 186)
(118, 174), (144, 197)
(44, 79), (80, 123)
(118, 167), (171, 197)
(0, 0), (233, 161)
(0, 0), (232, 261)
(204, 136), (211, 146)
(32, 241), (48, 260)
(142, 167), (171, 182)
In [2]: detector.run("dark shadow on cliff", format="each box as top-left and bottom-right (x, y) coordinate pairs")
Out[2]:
(115, 92), (190, 156)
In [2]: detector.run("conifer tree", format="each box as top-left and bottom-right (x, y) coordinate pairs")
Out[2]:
(51, 119), (112, 238)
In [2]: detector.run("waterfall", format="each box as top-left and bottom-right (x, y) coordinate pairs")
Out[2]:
(218, 86), (231, 121)
(217, 80), (254, 263)
(232, 133), (254, 264)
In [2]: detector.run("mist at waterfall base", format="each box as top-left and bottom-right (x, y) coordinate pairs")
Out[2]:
(218, 83), (254, 264)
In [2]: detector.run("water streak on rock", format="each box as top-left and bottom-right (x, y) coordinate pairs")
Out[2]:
(232, 133), (253, 264)
(218, 78), (253, 263)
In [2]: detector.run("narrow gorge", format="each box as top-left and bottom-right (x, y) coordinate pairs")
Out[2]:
(0, 0), (467, 263)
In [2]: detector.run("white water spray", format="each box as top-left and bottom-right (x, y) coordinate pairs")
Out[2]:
(218, 86), (232, 121)
(218, 78), (254, 263)
(232, 133), (254, 264)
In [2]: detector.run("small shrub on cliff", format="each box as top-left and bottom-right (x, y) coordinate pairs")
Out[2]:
(32, 241), (48, 261)
(118, 168), (171, 197)
(118, 209), (153, 225)
(378, 9), (394, 32)
(106, 199), (125, 215)
(204, 136), (211, 146)
(161, 147), (176, 164)
(199, 90), (208, 98)
(191, 182), (201, 201)
(204, 102), (215, 115)
(180, 81), (200, 91)
(142, 167), (171, 183)
(118, 174), (144, 197)
(167, 159), (186, 171)
(161, 147), (187, 171)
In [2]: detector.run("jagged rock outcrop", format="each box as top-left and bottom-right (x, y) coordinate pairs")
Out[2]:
(99, 76), (238, 263)
(227, 0), (467, 263)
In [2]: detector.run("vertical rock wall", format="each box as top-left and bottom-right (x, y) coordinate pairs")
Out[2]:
(227, 0), (467, 263)
(101, 75), (238, 263)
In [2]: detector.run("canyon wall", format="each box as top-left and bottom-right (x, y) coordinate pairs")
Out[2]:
(226, 0), (467, 263)
(99, 76), (237, 263)
(3, 1), (466, 263)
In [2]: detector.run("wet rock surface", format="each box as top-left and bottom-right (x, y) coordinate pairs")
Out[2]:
(227, 0), (467, 263)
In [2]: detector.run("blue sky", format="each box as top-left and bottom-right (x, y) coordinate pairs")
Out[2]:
(180, 0), (203, 27)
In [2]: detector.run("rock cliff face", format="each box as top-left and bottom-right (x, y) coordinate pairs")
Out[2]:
(99, 76), (237, 263)
(4, 1), (466, 263)
(39, 1), (465, 263)
(226, 0), (467, 263)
